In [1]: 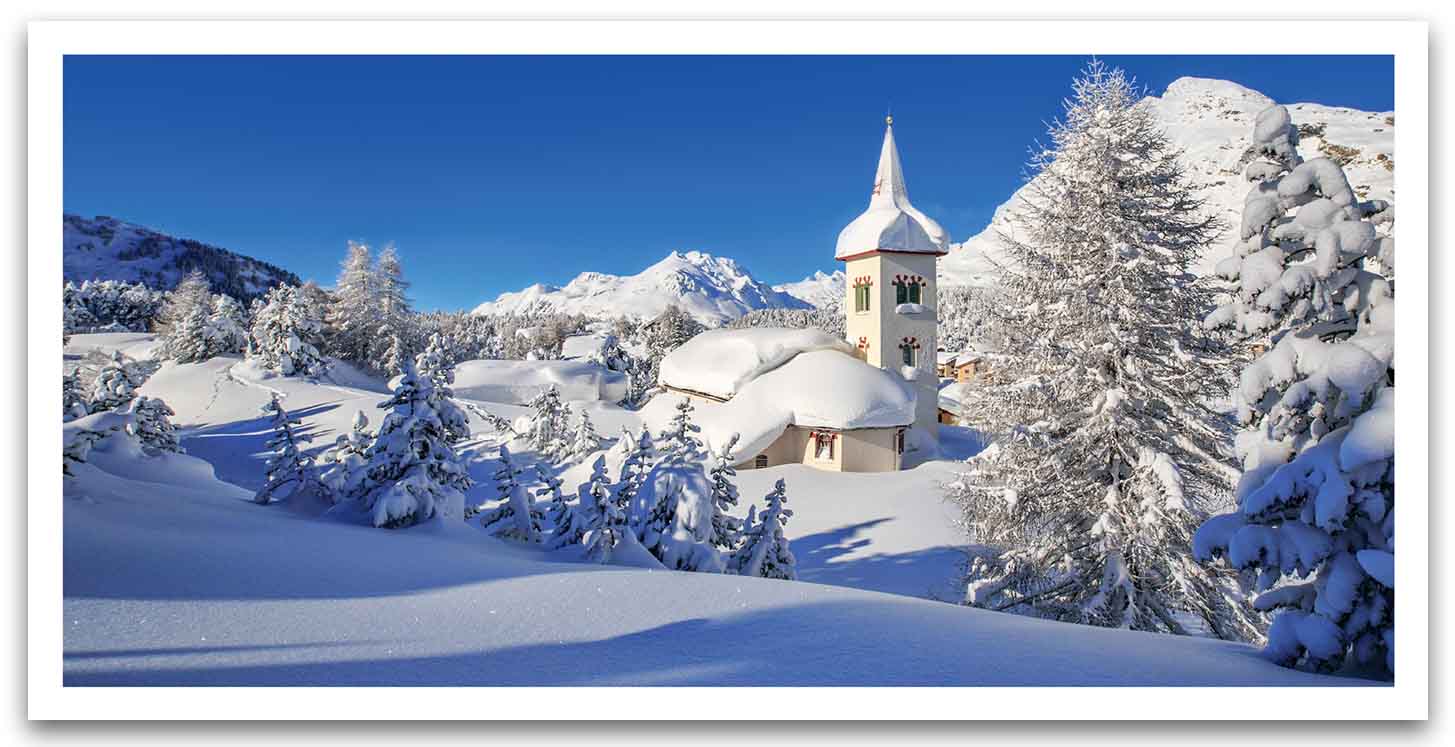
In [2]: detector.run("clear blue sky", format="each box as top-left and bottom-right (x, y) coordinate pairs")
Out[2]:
(63, 55), (1394, 311)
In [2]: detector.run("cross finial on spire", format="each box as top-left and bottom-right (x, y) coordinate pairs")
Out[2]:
(886, 113), (893, 126)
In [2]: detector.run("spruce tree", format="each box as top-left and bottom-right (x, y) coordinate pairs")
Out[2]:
(730, 479), (797, 580)
(568, 408), (602, 460)
(637, 399), (723, 572)
(616, 427), (654, 526)
(335, 359), (473, 527)
(249, 285), (327, 377)
(63, 370), (89, 421)
(580, 455), (625, 562)
(944, 62), (1260, 640)
(539, 465), (590, 550)
(524, 385), (572, 459)
(128, 396), (183, 454)
(477, 445), (543, 542)
(254, 394), (317, 505)
(707, 433), (744, 550)
(159, 270), (215, 363)
(1194, 103), (1396, 674)
(88, 351), (141, 413)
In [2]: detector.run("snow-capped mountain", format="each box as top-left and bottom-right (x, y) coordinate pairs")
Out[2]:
(471, 250), (812, 326)
(773, 269), (845, 308)
(64, 214), (300, 301)
(940, 76), (1396, 286)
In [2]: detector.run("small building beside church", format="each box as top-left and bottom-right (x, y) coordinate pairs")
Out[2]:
(650, 117), (950, 472)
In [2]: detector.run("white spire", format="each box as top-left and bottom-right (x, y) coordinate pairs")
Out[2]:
(834, 118), (949, 261)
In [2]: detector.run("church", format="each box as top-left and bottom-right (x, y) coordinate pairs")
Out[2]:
(653, 117), (949, 472)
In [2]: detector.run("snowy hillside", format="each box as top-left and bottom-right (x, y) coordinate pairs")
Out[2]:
(773, 269), (845, 308)
(940, 76), (1396, 286)
(64, 214), (301, 300)
(471, 250), (811, 326)
(59, 332), (1356, 686)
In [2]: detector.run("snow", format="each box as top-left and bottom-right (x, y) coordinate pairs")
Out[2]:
(834, 122), (950, 260)
(470, 250), (811, 326)
(442, 358), (627, 405)
(895, 302), (928, 315)
(657, 326), (853, 400)
(60, 339), (1357, 686)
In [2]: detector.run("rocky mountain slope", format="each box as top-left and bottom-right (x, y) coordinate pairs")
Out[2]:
(64, 214), (300, 300)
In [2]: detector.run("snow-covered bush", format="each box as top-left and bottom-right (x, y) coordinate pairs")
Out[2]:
(945, 62), (1261, 641)
(254, 394), (319, 505)
(249, 285), (327, 377)
(477, 445), (543, 542)
(1194, 102), (1396, 676)
(333, 359), (473, 527)
(128, 396), (182, 455)
(637, 399), (723, 572)
(729, 479), (797, 580)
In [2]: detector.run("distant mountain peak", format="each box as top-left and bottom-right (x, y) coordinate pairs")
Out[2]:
(472, 249), (811, 325)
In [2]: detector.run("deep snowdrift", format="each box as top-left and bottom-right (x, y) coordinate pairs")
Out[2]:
(60, 334), (1353, 686)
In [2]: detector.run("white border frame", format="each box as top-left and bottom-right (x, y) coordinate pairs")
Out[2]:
(26, 19), (1429, 720)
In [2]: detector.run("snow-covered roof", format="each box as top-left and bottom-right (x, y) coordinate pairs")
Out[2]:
(445, 359), (627, 405)
(560, 332), (609, 361)
(834, 120), (950, 261)
(658, 327), (853, 400)
(938, 381), (971, 413)
(648, 348), (915, 459)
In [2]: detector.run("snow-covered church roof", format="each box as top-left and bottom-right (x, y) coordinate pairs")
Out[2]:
(834, 118), (950, 261)
(652, 327), (916, 459)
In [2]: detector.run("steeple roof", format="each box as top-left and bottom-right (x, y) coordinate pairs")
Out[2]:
(834, 118), (949, 261)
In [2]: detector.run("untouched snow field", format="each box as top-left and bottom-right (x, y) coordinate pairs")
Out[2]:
(61, 334), (1355, 686)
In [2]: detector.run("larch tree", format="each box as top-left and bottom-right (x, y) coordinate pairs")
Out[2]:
(1193, 103), (1395, 676)
(327, 241), (378, 366)
(944, 61), (1261, 641)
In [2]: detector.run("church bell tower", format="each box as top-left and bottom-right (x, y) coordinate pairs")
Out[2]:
(835, 116), (949, 447)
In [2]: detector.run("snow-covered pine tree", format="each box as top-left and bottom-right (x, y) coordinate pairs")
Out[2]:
(373, 245), (414, 374)
(707, 432), (744, 550)
(524, 385), (572, 460)
(476, 445), (542, 542)
(1193, 102), (1396, 675)
(944, 62), (1261, 641)
(128, 396), (182, 454)
(412, 333), (472, 445)
(637, 398), (722, 572)
(335, 359), (473, 527)
(617, 427), (654, 526)
(206, 294), (250, 356)
(579, 455), (625, 562)
(318, 409), (372, 500)
(327, 241), (378, 366)
(159, 270), (215, 363)
(729, 479), (797, 580)
(249, 285), (327, 377)
(539, 465), (589, 550)
(63, 370), (89, 421)
(63, 427), (112, 477)
(568, 408), (601, 460)
(88, 351), (141, 413)
(254, 394), (318, 505)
